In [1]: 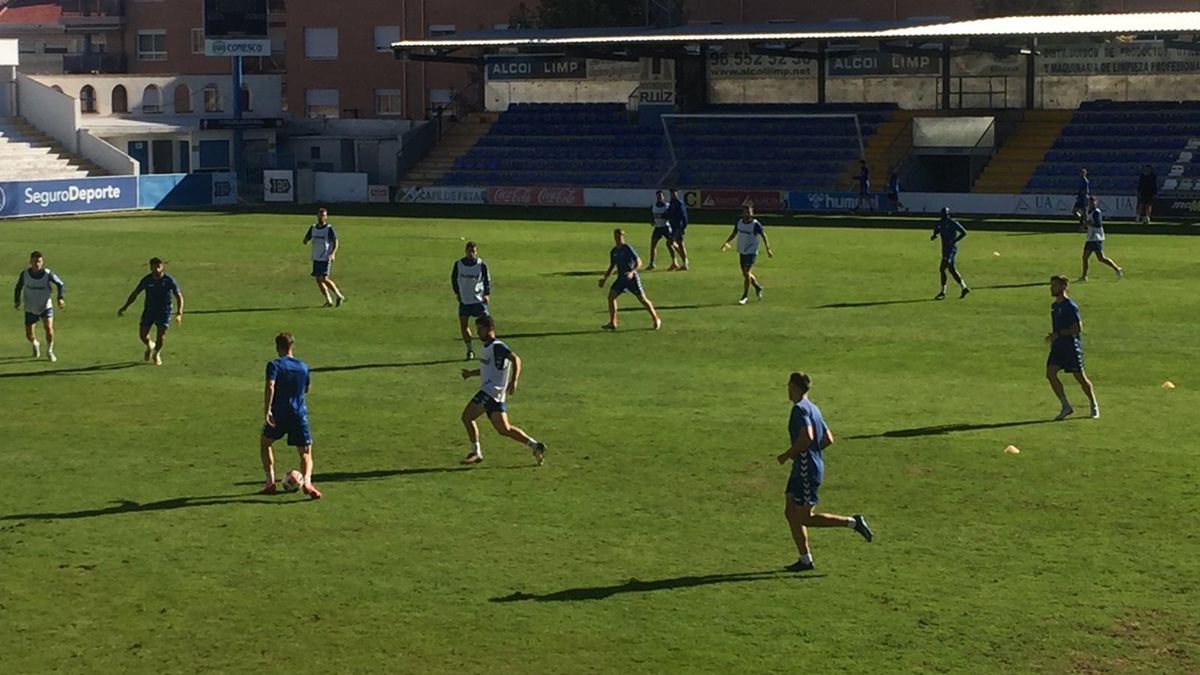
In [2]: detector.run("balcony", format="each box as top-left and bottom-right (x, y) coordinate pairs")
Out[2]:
(63, 53), (128, 74)
(59, 0), (125, 31)
(243, 52), (287, 75)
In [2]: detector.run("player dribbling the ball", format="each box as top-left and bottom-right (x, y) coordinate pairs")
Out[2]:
(260, 332), (322, 499)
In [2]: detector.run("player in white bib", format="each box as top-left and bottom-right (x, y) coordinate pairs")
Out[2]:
(646, 190), (678, 270)
(1079, 197), (1123, 282)
(458, 315), (546, 466)
(451, 241), (491, 360)
(303, 207), (346, 307)
(721, 205), (774, 304)
(13, 251), (65, 362)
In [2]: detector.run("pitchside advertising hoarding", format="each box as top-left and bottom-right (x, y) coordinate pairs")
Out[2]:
(203, 0), (270, 57)
(0, 176), (138, 218)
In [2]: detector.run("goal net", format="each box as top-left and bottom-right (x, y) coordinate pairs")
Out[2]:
(658, 114), (866, 191)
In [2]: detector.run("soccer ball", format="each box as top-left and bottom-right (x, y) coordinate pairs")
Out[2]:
(282, 470), (304, 493)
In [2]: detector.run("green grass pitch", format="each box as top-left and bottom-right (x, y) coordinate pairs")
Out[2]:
(2, 210), (1199, 674)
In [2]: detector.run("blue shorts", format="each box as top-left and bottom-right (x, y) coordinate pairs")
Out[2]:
(140, 311), (171, 330)
(24, 309), (51, 326)
(651, 226), (672, 242)
(1048, 340), (1084, 373)
(261, 417), (312, 447)
(1084, 241), (1104, 254)
(470, 390), (507, 415)
(739, 253), (758, 269)
(941, 248), (958, 265)
(670, 226), (686, 242)
(312, 260), (331, 277)
(786, 470), (820, 506)
(610, 273), (644, 297)
(458, 302), (489, 318)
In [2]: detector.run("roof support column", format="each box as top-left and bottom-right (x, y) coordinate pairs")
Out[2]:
(1025, 37), (1036, 110)
(817, 40), (827, 104)
(940, 39), (951, 110)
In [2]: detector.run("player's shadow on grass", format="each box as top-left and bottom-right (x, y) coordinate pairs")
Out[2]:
(971, 282), (1046, 290)
(846, 419), (1057, 439)
(817, 298), (934, 309)
(546, 270), (607, 277)
(0, 494), (304, 521)
(499, 329), (600, 340)
(189, 306), (318, 315)
(311, 358), (463, 373)
(0, 362), (141, 379)
(490, 570), (824, 603)
(615, 303), (722, 313)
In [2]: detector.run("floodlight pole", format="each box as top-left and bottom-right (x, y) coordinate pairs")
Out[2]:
(232, 55), (245, 197)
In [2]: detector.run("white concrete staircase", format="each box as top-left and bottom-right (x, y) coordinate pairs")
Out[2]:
(0, 118), (104, 181)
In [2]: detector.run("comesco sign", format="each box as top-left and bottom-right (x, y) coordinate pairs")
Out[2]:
(487, 186), (583, 207)
(205, 39), (270, 56)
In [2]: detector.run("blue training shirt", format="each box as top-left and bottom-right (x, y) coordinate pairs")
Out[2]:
(1077, 176), (1090, 199)
(667, 196), (688, 229)
(1051, 298), (1081, 347)
(267, 356), (310, 421)
(788, 399), (827, 485)
(136, 273), (180, 314)
(611, 243), (638, 274)
(888, 172), (900, 194)
(932, 217), (967, 253)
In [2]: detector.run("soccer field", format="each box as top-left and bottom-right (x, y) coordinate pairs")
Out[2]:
(2, 211), (1199, 674)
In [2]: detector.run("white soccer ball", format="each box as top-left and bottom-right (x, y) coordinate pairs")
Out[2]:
(282, 470), (304, 492)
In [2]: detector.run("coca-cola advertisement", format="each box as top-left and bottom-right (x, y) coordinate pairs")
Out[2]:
(487, 186), (584, 207)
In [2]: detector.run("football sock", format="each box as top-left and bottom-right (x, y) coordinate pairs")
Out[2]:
(471, 442), (481, 455)
(265, 470), (275, 483)
(940, 284), (947, 293)
(845, 518), (857, 529)
(800, 553), (813, 564)
(752, 282), (762, 291)
(959, 281), (968, 290)
(525, 438), (539, 449)
(336, 292), (345, 300)
(1058, 395), (1070, 407)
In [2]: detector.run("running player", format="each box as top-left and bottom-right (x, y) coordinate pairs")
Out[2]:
(1046, 275), (1099, 419)
(117, 257), (183, 366)
(451, 241), (491, 360)
(931, 207), (970, 300)
(667, 188), (689, 270)
(599, 228), (661, 330)
(458, 315), (547, 466)
(303, 207), (346, 307)
(720, 205), (773, 305)
(259, 332), (322, 499)
(646, 190), (677, 270)
(13, 251), (65, 362)
(1080, 196), (1122, 281)
(1136, 164), (1158, 224)
(777, 371), (873, 572)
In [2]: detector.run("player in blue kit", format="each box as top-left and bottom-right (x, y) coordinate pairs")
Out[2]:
(852, 160), (874, 213)
(887, 166), (907, 214)
(931, 207), (970, 300)
(451, 241), (491, 360)
(1046, 275), (1099, 420)
(259, 332), (322, 499)
(599, 228), (661, 330)
(303, 207), (346, 307)
(667, 188), (689, 271)
(646, 190), (678, 270)
(720, 205), (773, 305)
(117, 257), (183, 366)
(13, 251), (65, 362)
(1079, 197), (1122, 281)
(777, 372), (873, 572)
(459, 315), (546, 466)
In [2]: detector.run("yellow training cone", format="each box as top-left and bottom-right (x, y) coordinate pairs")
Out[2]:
(993, 251), (1001, 256)
(1162, 381), (1176, 389)
(1003, 445), (1020, 454)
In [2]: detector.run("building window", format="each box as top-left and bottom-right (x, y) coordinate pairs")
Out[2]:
(374, 26), (399, 52)
(428, 24), (455, 38)
(204, 83), (222, 112)
(137, 30), (167, 61)
(174, 84), (191, 113)
(143, 85), (162, 113)
(112, 85), (128, 113)
(305, 88), (338, 118)
(80, 85), (97, 114)
(304, 27), (338, 59)
(191, 28), (205, 55)
(375, 89), (402, 116)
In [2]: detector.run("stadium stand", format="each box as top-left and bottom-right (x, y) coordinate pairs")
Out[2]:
(437, 102), (894, 189)
(0, 118), (101, 181)
(1024, 101), (1200, 194)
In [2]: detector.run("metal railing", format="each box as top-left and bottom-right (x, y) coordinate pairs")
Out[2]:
(396, 121), (439, 183)
(59, 0), (124, 17)
(63, 53), (127, 74)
